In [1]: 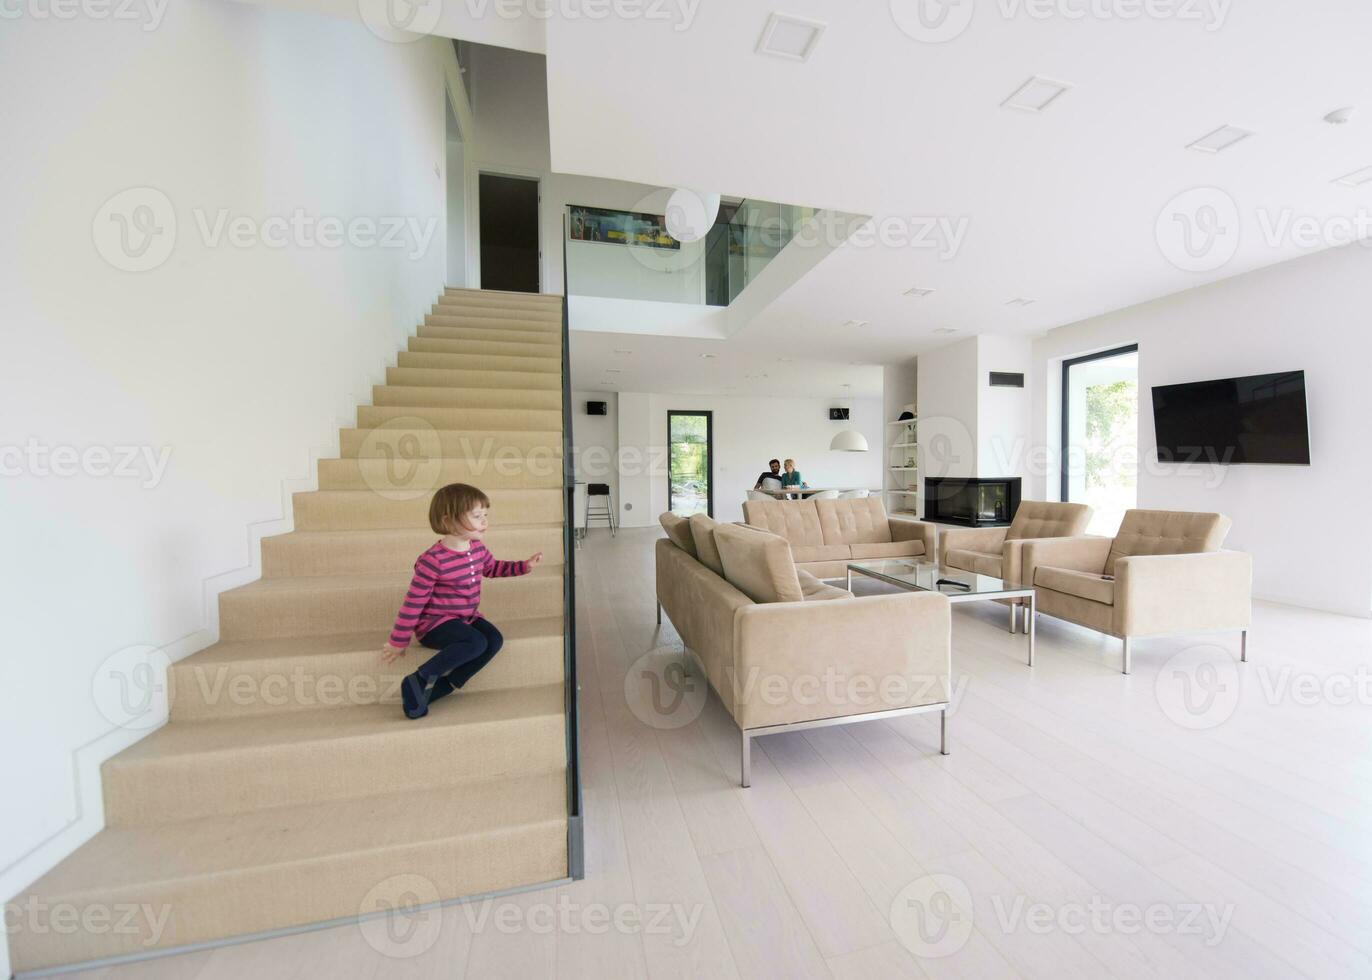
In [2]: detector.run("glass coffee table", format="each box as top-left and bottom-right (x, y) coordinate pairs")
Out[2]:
(846, 558), (1037, 666)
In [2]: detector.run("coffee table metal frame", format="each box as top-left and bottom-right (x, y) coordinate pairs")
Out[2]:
(846, 560), (1038, 666)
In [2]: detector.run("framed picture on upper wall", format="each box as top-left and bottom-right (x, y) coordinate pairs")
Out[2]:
(568, 205), (680, 250)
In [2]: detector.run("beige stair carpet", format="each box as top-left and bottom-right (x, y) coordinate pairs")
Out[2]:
(8, 288), (571, 972)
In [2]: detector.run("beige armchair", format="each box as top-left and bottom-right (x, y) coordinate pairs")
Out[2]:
(940, 501), (1092, 633)
(1022, 509), (1251, 673)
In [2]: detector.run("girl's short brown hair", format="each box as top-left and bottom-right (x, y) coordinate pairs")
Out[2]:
(429, 483), (491, 534)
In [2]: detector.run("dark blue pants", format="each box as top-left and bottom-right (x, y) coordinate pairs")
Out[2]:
(415, 617), (505, 704)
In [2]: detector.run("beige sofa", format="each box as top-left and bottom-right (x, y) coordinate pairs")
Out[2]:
(742, 496), (938, 580)
(940, 500), (1092, 632)
(656, 512), (951, 785)
(1022, 509), (1252, 673)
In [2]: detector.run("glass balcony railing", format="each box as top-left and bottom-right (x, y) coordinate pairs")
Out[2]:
(565, 198), (817, 308)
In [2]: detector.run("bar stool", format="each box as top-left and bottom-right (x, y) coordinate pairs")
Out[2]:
(585, 483), (616, 536)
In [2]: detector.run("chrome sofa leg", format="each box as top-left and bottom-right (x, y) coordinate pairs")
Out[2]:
(1122, 636), (1132, 675)
(1240, 629), (1247, 662)
(940, 708), (950, 756)
(740, 732), (751, 788)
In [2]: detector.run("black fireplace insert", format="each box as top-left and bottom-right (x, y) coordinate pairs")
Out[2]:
(923, 477), (1022, 527)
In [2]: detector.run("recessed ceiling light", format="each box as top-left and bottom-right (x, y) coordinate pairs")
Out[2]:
(756, 12), (825, 62)
(932, 327), (958, 335)
(1186, 124), (1253, 154)
(612, 348), (633, 355)
(904, 286), (935, 298)
(1005, 297), (1036, 307)
(842, 319), (869, 329)
(699, 353), (717, 359)
(1001, 76), (1071, 112)
(1325, 106), (1356, 125)
(604, 368), (622, 373)
(777, 357), (793, 363)
(1333, 165), (1372, 187)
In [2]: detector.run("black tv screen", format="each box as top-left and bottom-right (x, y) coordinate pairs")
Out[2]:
(1152, 370), (1310, 465)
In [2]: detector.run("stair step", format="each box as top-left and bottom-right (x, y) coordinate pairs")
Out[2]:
(397, 350), (560, 374)
(437, 294), (561, 314)
(385, 365), (561, 391)
(316, 455), (562, 493)
(445, 286), (562, 306)
(340, 427), (564, 458)
(170, 617), (564, 720)
(371, 383), (562, 411)
(262, 526), (565, 577)
(293, 486), (563, 531)
(219, 564), (565, 639)
(103, 685), (566, 825)
(425, 311), (561, 332)
(357, 405), (562, 433)
(417, 323), (560, 345)
(9, 771), (567, 971)
(408, 336), (560, 358)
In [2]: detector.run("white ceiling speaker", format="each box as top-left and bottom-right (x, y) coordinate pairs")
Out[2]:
(829, 430), (869, 452)
(664, 189), (721, 243)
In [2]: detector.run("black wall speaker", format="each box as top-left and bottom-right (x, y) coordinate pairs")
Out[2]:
(829, 407), (850, 421)
(586, 401), (608, 416)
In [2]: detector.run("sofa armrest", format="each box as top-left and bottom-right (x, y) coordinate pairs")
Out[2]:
(729, 591), (951, 731)
(1022, 535), (1112, 588)
(889, 517), (938, 560)
(1114, 550), (1252, 637)
(938, 525), (1007, 565)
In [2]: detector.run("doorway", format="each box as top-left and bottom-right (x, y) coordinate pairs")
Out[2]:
(1061, 345), (1139, 536)
(478, 173), (540, 293)
(667, 411), (713, 518)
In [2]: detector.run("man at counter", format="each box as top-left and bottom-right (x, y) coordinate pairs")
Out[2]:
(753, 459), (783, 490)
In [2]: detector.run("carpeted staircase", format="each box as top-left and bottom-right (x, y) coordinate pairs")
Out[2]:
(9, 288), (572, 972)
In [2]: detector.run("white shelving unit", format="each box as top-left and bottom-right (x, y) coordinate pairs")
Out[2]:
(884, 411), (918, 516)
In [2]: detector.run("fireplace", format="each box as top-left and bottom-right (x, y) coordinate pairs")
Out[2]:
(923, 477), (1022, 527)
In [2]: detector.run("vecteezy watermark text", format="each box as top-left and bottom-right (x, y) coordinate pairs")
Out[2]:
(1, 439), (171, 489)
(0, 0), (169, 31)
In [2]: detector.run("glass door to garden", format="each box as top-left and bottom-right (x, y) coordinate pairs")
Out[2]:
(668, 411), (713, 518)
(1061, 345), (1139, 537)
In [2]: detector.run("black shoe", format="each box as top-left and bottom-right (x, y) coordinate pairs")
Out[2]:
(401, 673), (433, 719)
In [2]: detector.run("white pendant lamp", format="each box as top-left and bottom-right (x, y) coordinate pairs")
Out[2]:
(829, 384), (869, 451)
(664, 188), (721, 243)
(829, 429), (869, 452)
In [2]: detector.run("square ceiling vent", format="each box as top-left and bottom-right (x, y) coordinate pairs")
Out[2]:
(756, 13), (825, 62)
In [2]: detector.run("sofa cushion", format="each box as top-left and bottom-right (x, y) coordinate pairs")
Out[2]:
(1006, 500), (1092, 541)
(849, 540), (927, 561)
(797, 569), (852, 602)
(793, 543), (853, 564)
(1036, 565), (1115, 605)
(742, 499), (825, 547)
(1105, 509), (1231, 575)
(688, 514), (726, 575)
(659, 512), (697, 557)
(945, 548), (1003, 578)
(714, 523), (804, 604)
(815, 497), (893, 545)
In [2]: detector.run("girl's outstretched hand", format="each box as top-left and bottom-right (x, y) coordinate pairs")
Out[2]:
(526, 552), (544, 568)
(381, 642), (406, 664)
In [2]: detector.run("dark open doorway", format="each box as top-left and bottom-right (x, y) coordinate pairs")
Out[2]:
(478, 173), (540, 293)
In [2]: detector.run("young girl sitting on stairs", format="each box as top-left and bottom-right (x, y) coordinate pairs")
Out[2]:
(381, 482), (543, 719)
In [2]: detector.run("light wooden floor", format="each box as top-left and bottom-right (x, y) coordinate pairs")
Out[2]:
(60, 528), (1372, 979)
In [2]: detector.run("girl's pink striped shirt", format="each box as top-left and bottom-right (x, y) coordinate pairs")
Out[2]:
(388, 539), (529, 647)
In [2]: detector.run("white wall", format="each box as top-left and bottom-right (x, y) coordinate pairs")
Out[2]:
(976, 335), (1033, 480)
(916, 337), (980, 483)
(570, 390), (619, 509)
(446, 138), (468, 286)
(611, 394), (884, 526)
(0, 1), (461, 939)
(1031, 242), (1372, 617)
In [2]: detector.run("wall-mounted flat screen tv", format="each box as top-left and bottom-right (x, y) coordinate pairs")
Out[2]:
(1151, 370), (1310, 465)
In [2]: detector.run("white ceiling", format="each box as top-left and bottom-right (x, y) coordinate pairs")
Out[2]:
(543, 1), (1372, 365)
